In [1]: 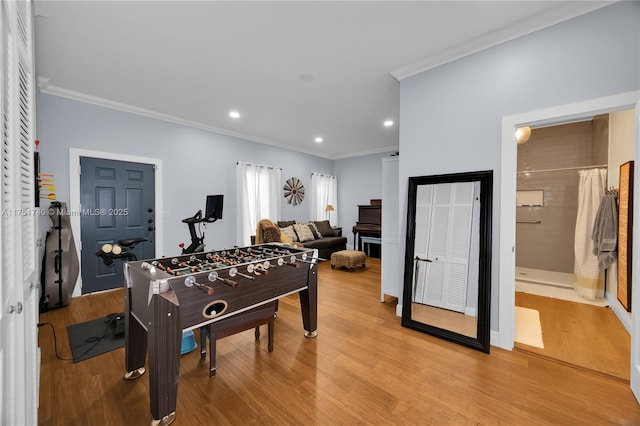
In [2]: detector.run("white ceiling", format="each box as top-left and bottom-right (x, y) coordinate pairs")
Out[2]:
(33, 1), (611, 159)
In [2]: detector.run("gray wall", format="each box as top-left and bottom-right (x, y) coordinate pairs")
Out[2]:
(36, 93), (334, 257)
(335, 151), (397, 248)
(399, 2), (639, 333)
(516, 120), (609, 274)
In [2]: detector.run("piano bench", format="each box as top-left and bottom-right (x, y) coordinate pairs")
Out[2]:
(360, 236), (381, 257)
(331, 250), (366, 271)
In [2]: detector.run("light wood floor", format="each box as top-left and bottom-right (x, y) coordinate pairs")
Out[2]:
(39, 258), (640, 425)
(515, 291), (631, 381)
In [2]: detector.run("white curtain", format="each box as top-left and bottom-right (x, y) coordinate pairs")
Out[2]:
(311, 173), (338, 226)
(573, 168), (607, 300)
(236, 162), (282, 245)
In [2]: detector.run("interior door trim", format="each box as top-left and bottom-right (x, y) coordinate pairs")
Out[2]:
(500, 90), (640, 402)
(69, 148), (163, 297)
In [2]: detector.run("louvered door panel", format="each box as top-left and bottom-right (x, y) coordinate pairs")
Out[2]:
(413, 182), (475, 313)
(413, 184), (433, 303)
(1, 0), (37, 423)
(0, 2), (18, 421)
(443, 194), (473, 311)
(18, 60), (34, 275)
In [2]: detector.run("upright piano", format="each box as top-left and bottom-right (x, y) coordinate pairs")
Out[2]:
(352, 199), (381, 252)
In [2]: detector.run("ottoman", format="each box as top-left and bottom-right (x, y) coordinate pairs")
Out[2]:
(331, 250), (366, 271)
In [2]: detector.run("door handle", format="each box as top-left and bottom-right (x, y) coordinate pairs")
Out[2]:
(415, 256), (432, 263)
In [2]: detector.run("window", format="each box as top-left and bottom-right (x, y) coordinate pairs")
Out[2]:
(311, 173), (337, 226)
(236, 162), (281, 245)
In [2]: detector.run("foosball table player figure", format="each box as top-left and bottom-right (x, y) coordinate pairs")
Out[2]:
(122, 243), (319, 426)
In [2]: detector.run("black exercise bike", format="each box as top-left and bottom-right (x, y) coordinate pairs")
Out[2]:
(180, 209), (218, 254)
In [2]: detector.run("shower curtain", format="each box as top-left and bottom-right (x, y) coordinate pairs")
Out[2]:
(574, 168), (607, 300)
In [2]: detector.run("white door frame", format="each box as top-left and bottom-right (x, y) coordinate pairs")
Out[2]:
(69, 148), (163, 297)
(499, 90), (640, 401)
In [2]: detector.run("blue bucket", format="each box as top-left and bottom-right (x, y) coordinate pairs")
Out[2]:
(181, 330), (197, 355)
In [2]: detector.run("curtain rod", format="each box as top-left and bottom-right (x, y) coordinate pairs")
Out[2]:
(311, 172), (336, 178)
(236, 161), (281, 170)
(517, 164), (608, 174)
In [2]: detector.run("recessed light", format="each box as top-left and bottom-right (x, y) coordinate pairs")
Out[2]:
(229, 111), (240, 119)
(300, 73), (315, 82)
(314, 137), (323, 143)
(383, 120), (394, 127)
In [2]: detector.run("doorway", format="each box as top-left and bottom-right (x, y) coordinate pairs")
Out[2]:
(513, 115), (632, 379)
(79, 157), (156, 293)
(68, 149), (164, 297)
(499, 91), (640, 401)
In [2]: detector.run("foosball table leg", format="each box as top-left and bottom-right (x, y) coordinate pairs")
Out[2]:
(148, 295), (181, 425)
(124, 287), (147, 380)
(200, 327), (207, 361)
(268, 315), (275, 352)
(209, 330), (218, 376)
(299, 264), (318, 338)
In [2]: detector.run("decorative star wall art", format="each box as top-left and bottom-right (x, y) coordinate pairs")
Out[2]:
(283, 177), (305, 206)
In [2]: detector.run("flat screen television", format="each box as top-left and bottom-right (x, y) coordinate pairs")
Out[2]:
(205, 194), (224, 221)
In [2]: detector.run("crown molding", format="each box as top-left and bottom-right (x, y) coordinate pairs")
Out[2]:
(37, 81), (336, 160)
(390, 1), (613, 81)
(332, 145), (399, 160)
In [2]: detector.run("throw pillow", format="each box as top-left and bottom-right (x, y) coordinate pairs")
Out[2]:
(280, 225), (299, 242)
(278, 220), (296, 228)
(261, 223), (281, 243)
(304, 222), (322, 238)
(314, 220), (334, 237)
(293, 223), (315, 242)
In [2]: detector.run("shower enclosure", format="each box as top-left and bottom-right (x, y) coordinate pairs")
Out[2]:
(515, 119), (609, 297)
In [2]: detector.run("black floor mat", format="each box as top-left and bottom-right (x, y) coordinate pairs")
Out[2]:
(66, 315), (124, 363)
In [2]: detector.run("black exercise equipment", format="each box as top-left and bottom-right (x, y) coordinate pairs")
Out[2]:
(95, 237), (148, 267)
(180, 210), (220, 254)
(180, 195), (224, 255)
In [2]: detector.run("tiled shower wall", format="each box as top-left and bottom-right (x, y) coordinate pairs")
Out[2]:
(516, 117), (609, 274)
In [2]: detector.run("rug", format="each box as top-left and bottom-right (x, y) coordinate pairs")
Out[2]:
(515, 306), (544, 349)
(67, 314), (125, 363)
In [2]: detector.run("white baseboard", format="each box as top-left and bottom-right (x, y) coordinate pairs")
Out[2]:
(491, 330), (508, 350)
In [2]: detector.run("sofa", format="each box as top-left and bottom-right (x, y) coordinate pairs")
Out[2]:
(254, 220), (347, 260)
(278, 220), (347, 260)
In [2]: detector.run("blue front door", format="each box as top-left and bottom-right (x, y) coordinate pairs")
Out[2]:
(80, 157), (156, 294)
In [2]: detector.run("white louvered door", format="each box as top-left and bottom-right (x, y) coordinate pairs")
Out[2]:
(413, 183), (434, 304)
(413, 182), (474, 313)
(0, 0), (38, 424)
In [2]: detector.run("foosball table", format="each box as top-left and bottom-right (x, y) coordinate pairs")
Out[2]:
(122, 243), (319, 426)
